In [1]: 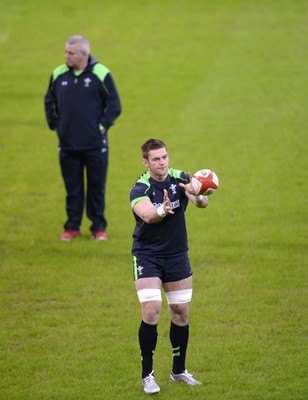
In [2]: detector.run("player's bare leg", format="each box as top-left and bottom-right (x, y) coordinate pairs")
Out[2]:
(163, 276), (192, 326)
(135, 277), (162, 393)
(163, 277), (202, 385)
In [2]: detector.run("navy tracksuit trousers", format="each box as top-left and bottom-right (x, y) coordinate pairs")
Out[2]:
(59, 147), (108, 232)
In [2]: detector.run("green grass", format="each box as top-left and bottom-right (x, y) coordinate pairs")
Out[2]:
(0, 0), (307, 399)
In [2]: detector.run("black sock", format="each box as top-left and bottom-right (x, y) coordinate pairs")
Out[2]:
(139, 320), (158, 378)
(170, 321), (189, 374)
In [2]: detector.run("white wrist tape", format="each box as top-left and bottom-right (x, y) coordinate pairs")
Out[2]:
(157, 205), (167, 217)
(195, 195), (204, 201)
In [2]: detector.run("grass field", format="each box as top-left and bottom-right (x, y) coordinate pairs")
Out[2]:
(0, 0), (307, 399)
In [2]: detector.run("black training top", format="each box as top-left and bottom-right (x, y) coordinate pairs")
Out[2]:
(129, 168), (190, 256)
(44, 55), (121, 151)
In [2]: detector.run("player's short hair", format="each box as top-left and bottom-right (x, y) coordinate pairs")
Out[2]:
(66, 35), (90, 55)
(141, 138), (167, 160)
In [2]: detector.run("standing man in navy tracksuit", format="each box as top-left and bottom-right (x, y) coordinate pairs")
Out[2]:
(44, 35), (121, 241)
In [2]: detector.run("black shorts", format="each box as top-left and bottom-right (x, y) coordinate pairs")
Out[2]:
(132, 253), (192, 283)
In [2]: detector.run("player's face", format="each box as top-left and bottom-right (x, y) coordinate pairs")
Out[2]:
(65, 44), (87, 71)
(143, 148), (169, 181)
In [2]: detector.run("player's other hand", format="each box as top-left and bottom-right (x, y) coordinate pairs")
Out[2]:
(179, 172), (198, 196)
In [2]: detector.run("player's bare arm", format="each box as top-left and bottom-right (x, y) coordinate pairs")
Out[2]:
(133, 189), (174, 224)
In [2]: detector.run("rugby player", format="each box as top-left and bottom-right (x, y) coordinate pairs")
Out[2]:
(129, 138), (208, 394)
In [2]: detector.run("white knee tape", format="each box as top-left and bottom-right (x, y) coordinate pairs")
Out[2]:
(165, 289), (193, 304)
(137, 289), (162, 303)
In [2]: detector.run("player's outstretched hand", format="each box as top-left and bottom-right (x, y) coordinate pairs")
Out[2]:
(163, 189), (174, 214)
(179, 173), (198, 196)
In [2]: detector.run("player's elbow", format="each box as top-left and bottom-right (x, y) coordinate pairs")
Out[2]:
(140, 210), (160, 224)
(142, 214), (157, 224)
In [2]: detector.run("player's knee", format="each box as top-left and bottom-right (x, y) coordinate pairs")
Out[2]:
(143, 307), (161, 325)
(138, 288), (162, 324)
(169, 303), (189, 323)
(165, 289), (192, 325)
(169, 302), (189, 313)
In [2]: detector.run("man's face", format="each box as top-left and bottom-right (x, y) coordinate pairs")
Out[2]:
(65, 44), (86, 70)
(143, 147), (169, 180)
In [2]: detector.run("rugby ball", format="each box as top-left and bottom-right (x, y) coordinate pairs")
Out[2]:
(191, 169), (219, 196)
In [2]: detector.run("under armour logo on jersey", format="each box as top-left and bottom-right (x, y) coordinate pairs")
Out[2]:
(61, 81), (68, 86)
(84, 77), (92, 87)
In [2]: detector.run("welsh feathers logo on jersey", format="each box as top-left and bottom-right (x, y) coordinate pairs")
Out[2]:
(170, 184), (177, 194)
(83, 78), (92, 87)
